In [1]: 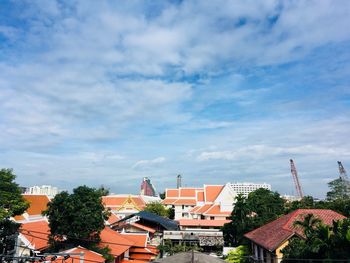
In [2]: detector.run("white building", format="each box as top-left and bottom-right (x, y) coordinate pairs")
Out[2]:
(25, 185), (60, 198)
(230, 182), (271, 197)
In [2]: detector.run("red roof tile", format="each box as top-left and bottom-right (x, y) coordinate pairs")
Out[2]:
(121, 233), (148, 247)
(244, 209), (346, 251)
(20, 220), (50, 250)
(162, 198), (177, 205)
(173, 199), (197, 205)
(203, 205), (231, 216)
(179, 188), (197, 198)
(204, 185), (224, 202)
(194, 204), (212, 214)
(22, 195), (50, 216)
(130, 223), (156, 234)
(166, 189), (179, 198)
(100, 227), (134, 256)
(196, 191), (204, 202)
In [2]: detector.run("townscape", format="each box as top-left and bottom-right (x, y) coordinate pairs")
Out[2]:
(1, 1), (350, 262)
(1, 163), (350, 263)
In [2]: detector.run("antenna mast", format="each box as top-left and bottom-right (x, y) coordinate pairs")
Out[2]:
(290, 159), (304, 199)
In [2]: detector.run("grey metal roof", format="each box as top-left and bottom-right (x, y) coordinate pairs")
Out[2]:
(116, 211), (179, 230)
(152, 252), (226, 263)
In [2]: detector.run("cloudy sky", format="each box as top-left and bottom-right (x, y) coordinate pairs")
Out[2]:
(1, 0), (350, 198)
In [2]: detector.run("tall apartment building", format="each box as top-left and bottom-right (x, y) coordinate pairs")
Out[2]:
(25, 185), (59, 198)
(230, 182), (271, 197)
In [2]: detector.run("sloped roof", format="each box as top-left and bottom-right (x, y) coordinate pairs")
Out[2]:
(117, 211), (179, 230)
(196, 191), (204, 202)
(100, 227), (134, 256)
(244, 209), (346, 252)
(121, 233), (148, 247)
(55, 246), (105, 263)
(177, 219), (230, 227)
(130, 222), (157, 234)
(194, 204), (212, 214)
(20, 219), (50, 250)
(153, 252), (226, 263)
(166, 189), (179, 198)
(204, 185), (224, 202)
(102, 195), (146, 209)
(106, 212), (121, 225)
(162, 198), (177, 205)
(203, 205), (231, 216)
(173, 199), (196, 205)
(179, 188), (197, 198)
(23, 194), (50, 216)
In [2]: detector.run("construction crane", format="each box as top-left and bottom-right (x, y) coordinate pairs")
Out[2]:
(337, 161), (349, 181)
(290, 159), (304, 199)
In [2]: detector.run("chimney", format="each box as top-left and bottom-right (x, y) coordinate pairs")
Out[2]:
(177, 174), (182, 189)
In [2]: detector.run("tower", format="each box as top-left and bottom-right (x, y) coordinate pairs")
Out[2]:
(290, 159), (304, 199)
(177, 174), (182, 189)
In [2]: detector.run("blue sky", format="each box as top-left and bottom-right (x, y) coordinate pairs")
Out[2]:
(1, 0), (350, 198)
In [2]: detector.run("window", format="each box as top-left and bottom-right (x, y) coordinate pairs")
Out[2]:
(182, 205), (185, 209)
(210, 216), (214, 220)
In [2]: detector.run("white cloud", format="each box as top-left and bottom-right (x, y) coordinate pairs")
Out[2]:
(133, 157), (166, 169)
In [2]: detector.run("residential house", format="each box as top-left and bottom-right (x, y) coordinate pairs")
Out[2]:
(244, 209), (346, 263)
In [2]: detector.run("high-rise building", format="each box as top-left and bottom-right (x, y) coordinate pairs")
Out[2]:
(140, 177), (157, 197)
(230, 182), (271, 197)
(25, 185), (60, 198)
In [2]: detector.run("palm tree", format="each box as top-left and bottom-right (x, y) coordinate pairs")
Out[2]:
(293, 213), (322, 239)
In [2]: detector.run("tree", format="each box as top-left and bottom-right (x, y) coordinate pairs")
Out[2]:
(223, 189), (285, 246)
(326, 178), (350, 200)
(43, 185), (110, 250)
(225, 245), (249, 263)
(143, 202), (172, 218)
(0, 169), (29, 255)
(282, 218), (350, 262)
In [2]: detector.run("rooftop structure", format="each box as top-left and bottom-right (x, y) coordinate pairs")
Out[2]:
(25, 185), (60, 198)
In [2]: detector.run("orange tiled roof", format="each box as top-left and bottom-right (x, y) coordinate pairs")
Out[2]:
(130, 223), (157, 234)
(100, 227), (134, 256)
(107, 213), (121, 225)
(173, 199), (197, 205)
(179, 188), (198, 198)
(203, 205), (231, 216)
(162, 198), (177, 205)
(102, 196), (146, 209)
(244, 209), (346, 252)
(189, 206), (202, 213)
(177, 219), (231, 227)
(121, 260), (148, 263)
(166, 189), (179, 198)
(121, 233), (148, 247)
(20, 220), (50, 250)
(129, 253), (154, 261)
(129, 247), (158, 255)
(55, 246), (105, 263)
(196, 191), (204, 202)
(22, 195), (50, 216)
(204, 185), (224, 202)
(194, 204), (212, 214)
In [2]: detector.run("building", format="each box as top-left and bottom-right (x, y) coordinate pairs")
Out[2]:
(102, 194), (160, 218)
(140, 177), (157, 197)
(230, 182), (271, 197)
(13, 194), (50, 222)
(244, 209), (346, 263)
(153, 251), (226, 263)
(25, 185), (60, 198)
(163, 182), (270, 221)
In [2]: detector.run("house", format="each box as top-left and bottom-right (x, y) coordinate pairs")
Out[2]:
(244, 209), (346, 263)
(54, 246), (105, 263)
(18, 219), (50, 255)
(102, 194), (160, 218)
(112, 211), (178, 246)
(13, 194), (50, 222)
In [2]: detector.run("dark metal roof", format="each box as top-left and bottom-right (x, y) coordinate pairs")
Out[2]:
(152, 252), (226, 263)
(116, 211), (179, 230)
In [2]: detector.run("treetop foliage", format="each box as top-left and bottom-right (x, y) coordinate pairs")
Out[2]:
(43, 185), (110, 249)
(143, 201), (174, 219)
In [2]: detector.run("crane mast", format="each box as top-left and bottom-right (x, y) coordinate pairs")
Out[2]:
(290, 159), (304, 199)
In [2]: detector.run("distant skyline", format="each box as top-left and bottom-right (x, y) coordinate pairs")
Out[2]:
(1, 1), (350, 198)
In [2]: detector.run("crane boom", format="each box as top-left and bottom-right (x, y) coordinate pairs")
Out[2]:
(290, 159), (304, 199)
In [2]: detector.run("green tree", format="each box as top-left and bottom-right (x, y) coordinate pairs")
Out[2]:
(143, 201), (172, 218)
(326, 177), (350, 200)
(0, 169), (29, 255)
(43, 185), (110, 250)
(223, 189), (285, 246)
(225, 245), (249, 263)
(282, 218), (350, 262)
